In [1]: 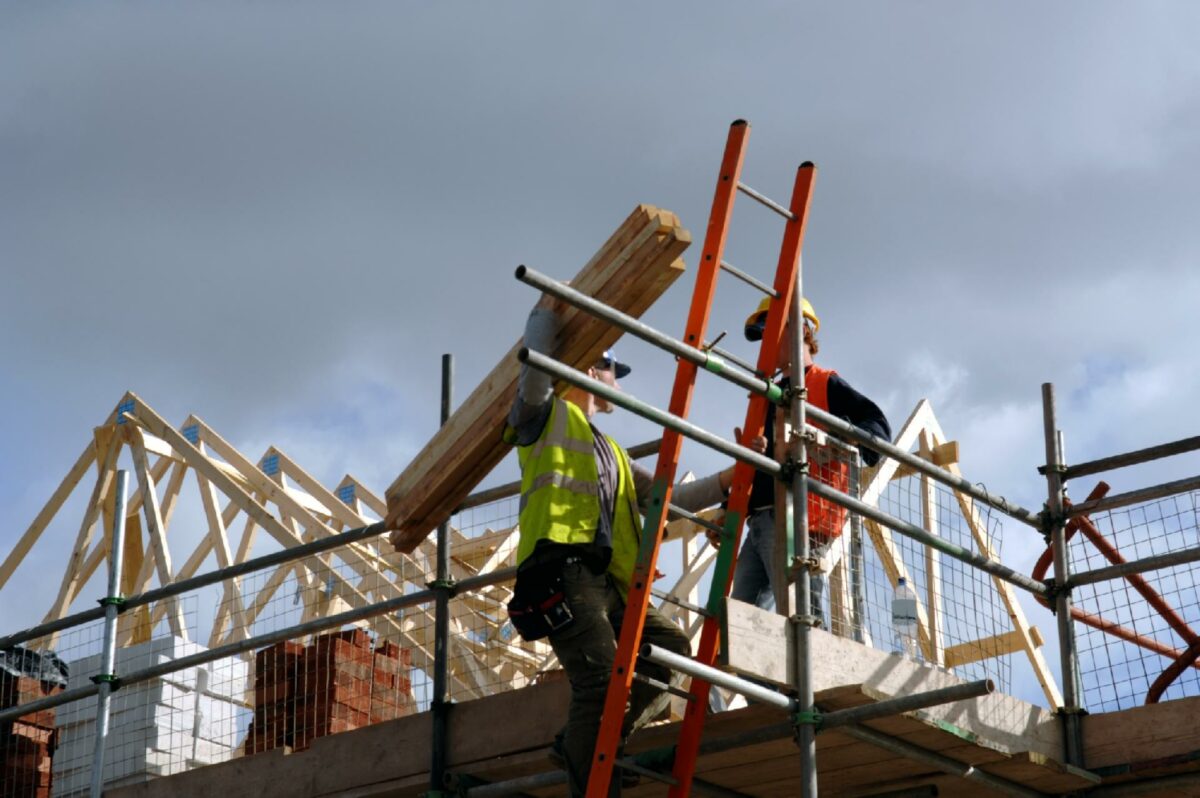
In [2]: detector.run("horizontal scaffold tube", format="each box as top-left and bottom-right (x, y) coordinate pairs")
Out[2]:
(804, 404), (1042, 528)
(520, 348), (1047, 597)
(515, 266), (783, 403)
(0, 521), (382, 651)
(641, 644), (993, 729)
(518, 267), (1039, 529)
(0, 565), (517, 725)
(1069, 544), (1200, 588)
(1065, 473), (1200, 519)
(843, 724), (1049, 798)
(2, 440), (674, 653)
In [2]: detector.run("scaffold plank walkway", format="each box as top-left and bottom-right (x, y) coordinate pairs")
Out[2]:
(102, 627), (1200, 798)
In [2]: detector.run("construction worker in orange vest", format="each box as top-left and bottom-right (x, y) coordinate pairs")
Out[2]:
(719, 297), (890, 623)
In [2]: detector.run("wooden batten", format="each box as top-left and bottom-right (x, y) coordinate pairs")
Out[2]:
(385, 204), (691, 551)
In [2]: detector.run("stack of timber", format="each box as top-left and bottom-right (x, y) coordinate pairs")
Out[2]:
(386, 204), (691, 550)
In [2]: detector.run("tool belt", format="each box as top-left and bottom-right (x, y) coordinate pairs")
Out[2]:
(507, 554), (580, 642)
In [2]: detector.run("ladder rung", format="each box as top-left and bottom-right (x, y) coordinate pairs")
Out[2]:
(651, 588), (712, 619)
(719, 259), (779, 298)
(736, 181), (796, 220)
(632, 672), (695, 702)
(666, 503), (725, 537)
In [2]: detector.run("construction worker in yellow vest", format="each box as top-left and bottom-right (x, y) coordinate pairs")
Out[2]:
(717, 297), (890, 625)
(506, 293), (740, 797)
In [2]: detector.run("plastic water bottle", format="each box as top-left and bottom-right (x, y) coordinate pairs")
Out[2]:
(891, 577), (920, 660)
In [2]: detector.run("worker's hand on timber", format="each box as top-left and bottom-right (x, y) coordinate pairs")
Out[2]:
(387, 528), (405, 552)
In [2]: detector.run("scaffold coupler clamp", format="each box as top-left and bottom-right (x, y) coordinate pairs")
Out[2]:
(97, 595), (128, 613)
(427, 578), (457, 595)
(89, 672), (122, 691)
(792, 554), (823, 575)
(1042, 577), (1062, 608)
(792, 709), (823, 737)
(779, 457), (808, 484)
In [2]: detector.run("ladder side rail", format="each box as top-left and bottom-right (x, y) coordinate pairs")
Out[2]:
(585, 119), (750, 797)
(669, 161), (817, 797)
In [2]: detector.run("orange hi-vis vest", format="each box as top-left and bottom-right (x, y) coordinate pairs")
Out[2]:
(805, 365), (851, 540)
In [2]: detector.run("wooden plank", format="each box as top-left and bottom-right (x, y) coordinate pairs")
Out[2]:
(943, 627), (1045, 669)
(385, 204), (691, 548)
(1084, 696), (1200, 769)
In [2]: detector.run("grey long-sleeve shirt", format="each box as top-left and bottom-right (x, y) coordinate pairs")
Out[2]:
(508, 307), (726, 552)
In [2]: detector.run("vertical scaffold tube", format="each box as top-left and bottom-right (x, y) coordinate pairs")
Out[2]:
(1043, 383), (1084, 766)
(90, 470), (129, 798)
(431, 354), (454, 792)
(790, 265), (818, 794)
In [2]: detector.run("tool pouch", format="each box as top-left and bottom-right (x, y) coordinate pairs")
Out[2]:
(507, 561), (575, 642)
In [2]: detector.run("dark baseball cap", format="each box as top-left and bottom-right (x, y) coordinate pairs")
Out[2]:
(597, 349), (631, 378)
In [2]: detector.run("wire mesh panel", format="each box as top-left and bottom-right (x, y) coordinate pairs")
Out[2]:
(862, 463), (1013, 693)
(44, 597), (204, 796)
(445, 496), (549, 704)
(1072, 489), (1200, 712)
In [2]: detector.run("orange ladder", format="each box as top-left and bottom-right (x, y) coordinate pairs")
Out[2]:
(584, 120), (817, 796)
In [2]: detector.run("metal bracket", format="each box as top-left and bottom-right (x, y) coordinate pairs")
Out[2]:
(786, 382), (808, 401)
(778, 457), (808, 483)
(89, 673), (122, 691)
(792, 709), (823, 732)
(96, 596), (127, 612)
(789, 613), (823, 629)
(427, 579), (457, 593)
(1055, 705), (1089, 718)
(1042, 577), (1063, 608)
(790, 555), (822, 575)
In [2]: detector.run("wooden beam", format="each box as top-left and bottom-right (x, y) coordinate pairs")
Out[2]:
(386, 204), (691, 549)
(43, 426), (120, 631)
(943, 627), (1045, 669)
(0, 442), (94, 591)
(890, 440), (960, 481)
(195, 459), (249, 648)
(919, 431), (945, 666)
(129, 430), (189, 639)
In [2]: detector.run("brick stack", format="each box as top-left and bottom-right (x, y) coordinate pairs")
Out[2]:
(0, 675), (62, 798)
(245, 641), (307, 755)
(245, 631), (413, 756)
(369, 642), (413, 724)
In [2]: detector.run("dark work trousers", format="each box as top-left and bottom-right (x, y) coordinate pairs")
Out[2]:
(548, 559), (690, 798)
(731, 508), (832, 622)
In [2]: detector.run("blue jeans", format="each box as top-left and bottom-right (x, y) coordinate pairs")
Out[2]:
(730, 509), (829, 623)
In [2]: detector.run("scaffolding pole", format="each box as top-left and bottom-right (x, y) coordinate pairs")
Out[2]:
(1043, 383), (1085, 767)
(89, 469), (128, 798)
(430, 353), (454, 795)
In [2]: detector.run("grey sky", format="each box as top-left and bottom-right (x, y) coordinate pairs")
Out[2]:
(3, 3), (1199, 707)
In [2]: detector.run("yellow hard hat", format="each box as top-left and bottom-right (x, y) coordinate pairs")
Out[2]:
(743, 297), (820, 341)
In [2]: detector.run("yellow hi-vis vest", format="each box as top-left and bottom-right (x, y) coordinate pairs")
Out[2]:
(516, 398), (642, 595)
